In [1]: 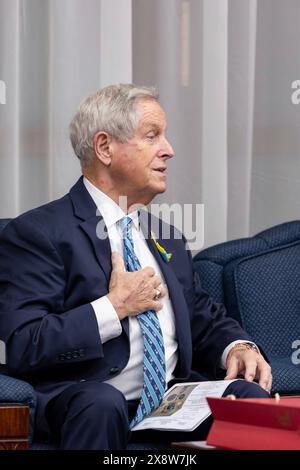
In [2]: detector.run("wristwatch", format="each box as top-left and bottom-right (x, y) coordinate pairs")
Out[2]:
(232, 342), (260, 354)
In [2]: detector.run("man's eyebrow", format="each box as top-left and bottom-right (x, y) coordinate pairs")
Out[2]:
(140, 123), (164, 132)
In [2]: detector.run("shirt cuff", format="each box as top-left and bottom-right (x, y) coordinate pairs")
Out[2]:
(91, 296), (122, 344)
(221, 340), (257, 369)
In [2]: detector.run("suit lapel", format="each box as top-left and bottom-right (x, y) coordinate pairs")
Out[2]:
(69, 177), (129, 336)
(69, 177), (112, 282)
(139, 209), (176, 284)
(79, 216), (112, 282)
(139, 211), (188, 327)
(139, 212), (193, 375)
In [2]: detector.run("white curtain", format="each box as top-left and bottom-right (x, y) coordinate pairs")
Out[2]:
(133, 0), (300, 248)
(249, 0), (300, 235)
(0, 0), (132, 216)
(1, 0), (300, 249)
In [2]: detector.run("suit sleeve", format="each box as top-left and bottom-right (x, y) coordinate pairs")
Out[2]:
(0, 216), (103, 375)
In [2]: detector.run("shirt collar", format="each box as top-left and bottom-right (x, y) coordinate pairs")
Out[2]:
(83, 176), (140, 230)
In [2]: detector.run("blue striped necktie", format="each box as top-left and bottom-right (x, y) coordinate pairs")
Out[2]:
(118, 216), (166, 428)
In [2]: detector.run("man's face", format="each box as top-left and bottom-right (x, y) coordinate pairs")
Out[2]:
(110, 99), (174, 207)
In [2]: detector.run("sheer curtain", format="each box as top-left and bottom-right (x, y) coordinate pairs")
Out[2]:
(1, 0), (300, 249)
(0, 0), (132, 216)
(133, 0), (241, 247)
(133, 0), (300, 247)
(250, 0), (300, 235)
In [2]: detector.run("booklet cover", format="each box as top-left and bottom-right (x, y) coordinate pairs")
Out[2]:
(131, 379), (237, 432)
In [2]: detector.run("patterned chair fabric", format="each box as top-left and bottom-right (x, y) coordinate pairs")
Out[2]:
(0, 218), (37, 442)
(194, 220), (300, 394)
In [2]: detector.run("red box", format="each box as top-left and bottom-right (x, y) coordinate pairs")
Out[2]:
(206, 397), (300, 450)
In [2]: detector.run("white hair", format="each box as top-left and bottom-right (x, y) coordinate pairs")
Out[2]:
(69, 84), (159, 168)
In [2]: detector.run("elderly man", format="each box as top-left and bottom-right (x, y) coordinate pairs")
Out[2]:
(0, 84), (271, 450)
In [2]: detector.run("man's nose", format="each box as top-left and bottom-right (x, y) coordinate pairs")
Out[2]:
(161, 137), (174, 159)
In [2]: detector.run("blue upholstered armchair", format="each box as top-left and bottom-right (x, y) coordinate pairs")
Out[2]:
(0, 219), (38, 447)
(193, 220), (300, 394)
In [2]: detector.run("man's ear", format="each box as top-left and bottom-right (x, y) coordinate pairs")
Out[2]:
(93, 131), (113, 166)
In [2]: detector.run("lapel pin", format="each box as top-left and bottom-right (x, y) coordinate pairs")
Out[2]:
(151, 231), (172, 263)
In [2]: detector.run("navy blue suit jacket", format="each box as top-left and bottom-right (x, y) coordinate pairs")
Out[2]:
(0, 177), (251, 434)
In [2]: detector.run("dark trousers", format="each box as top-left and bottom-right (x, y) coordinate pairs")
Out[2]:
(46, 379), (269, 450)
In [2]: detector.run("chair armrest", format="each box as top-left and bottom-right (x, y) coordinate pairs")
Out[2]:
(0, 374), (36, 442)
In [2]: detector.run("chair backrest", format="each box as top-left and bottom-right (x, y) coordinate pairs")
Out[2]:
(193, 221), (300, 358)
(0, 219), (11, 232)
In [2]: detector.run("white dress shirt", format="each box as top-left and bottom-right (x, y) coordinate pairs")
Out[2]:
(84, 177), (250, 400)
(84, 177), (178, 400)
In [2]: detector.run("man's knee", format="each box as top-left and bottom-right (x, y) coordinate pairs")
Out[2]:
(72, 382), (128, 420)
(223, 379), (270, 399)
(47, 382), (129, 449)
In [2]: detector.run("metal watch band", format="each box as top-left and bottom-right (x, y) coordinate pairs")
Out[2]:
(234, 342), (260, 354)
